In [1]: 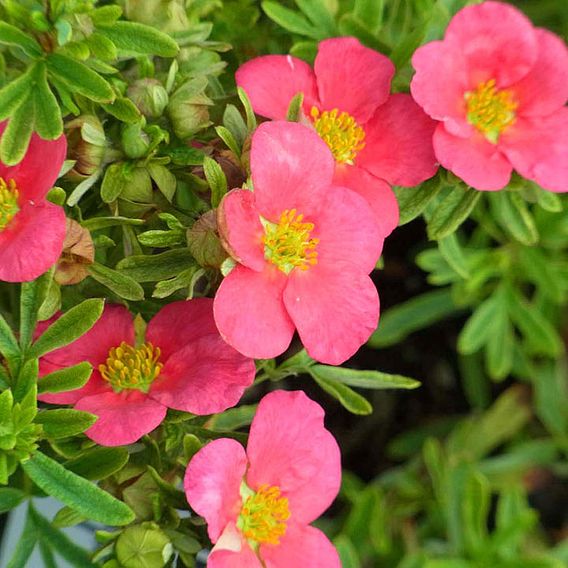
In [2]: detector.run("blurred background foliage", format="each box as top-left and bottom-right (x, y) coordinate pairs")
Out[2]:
(0, 0), (566, 567)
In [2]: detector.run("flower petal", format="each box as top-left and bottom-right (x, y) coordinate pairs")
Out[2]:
(250, 121), (334, 221)
(501, 109), (568, 193)
(512, 29), (568, 117)
(246, 390), (341, 525)
(314, 37), (394, 124)
(260, 524), (340, 568)
(216, 190), (265, 271)
(149, 334), (255, 414)
(0, 124), (67, 201)
(236, 55), (318, 120)
(445, 1), (537, 87)
(284, 263), (379, 365)
(0, 201), (66, 283)
(357, 94), (438, 186)
(433, 124), (512, 191)
(74, 390), (167, 446)
(214, 264), (295, 359)
(145, 298), (220, 362)
(184, 439), (247, 542)
(333, 165), (399, 237)
(311, 184), (382, 273)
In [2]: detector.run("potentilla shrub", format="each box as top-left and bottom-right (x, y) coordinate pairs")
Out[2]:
(0, 1), (566, 567)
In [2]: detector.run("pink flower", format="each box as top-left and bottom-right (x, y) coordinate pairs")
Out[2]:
(184, 390), (341, 568)
(0, 122), (67, 282)
(37, 299), (255, 446)
(411, 1), (568, 192)
(213, 121), (382, 365)
(236, 36), (439, 236)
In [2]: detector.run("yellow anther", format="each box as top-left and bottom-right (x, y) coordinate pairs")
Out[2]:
(311, 106), (366, 163)
(0, 178), (20, 231)
(465, 79), (518, 143)
(99, 342), (162, 393)
(263, 209), (319, 274)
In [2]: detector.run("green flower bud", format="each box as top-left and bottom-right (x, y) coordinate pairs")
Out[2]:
(65, 115), (106, 181)
(167, 78), (213, 140)
(127, 79), (169, 119)
(115, 523), (173, 568)
(121, 123), (151, 159)
(122, 0), (189, 32)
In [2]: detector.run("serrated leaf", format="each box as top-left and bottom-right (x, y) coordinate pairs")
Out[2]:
(311, 365), (420, 390)
(311, 371), (373, 415)
(38, 362), (92, 395)
(98, 22), (179, 57)
(22, 452), (135, 526)
(427, 186), (481, 240)
(203, 156), (228, 208)
(88, 262), (144, 301)
(0, 22), (42, 57)
(36, 409), (97, 438)
(262, 1), (324, 40)
(29, 299), (104, 358)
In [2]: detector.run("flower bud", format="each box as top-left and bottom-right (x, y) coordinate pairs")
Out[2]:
(54, 219), (95, 286)
(127, 79), (169, 119)
(115, 523), (173, 568)
(167, 78), (213, 140)
(121, 122), (151, 159)
(65, 115), (106, 181)
(187, 210), (228, 269)
(122, 0), (189, 32)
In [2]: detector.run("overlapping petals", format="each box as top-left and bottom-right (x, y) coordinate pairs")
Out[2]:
(411, 1), (568, 191)
(37, 300), (255, 446)
(185, 390), (341, 568)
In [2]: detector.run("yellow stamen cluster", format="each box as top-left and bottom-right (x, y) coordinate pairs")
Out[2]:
(465, 79), (518, 143)
(263, 209), (319, 274)
(99, 342), (163, 393)
(0, 178), (20, 231)
(311, 106), (366, 164)
(238, 484), (290, 546)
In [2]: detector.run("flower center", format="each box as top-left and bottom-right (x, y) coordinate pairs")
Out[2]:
(310, 107), (365, 164)
(465, 79), (518, 143)
(238, 484), (290, 546)
(99, 342), (163, 393)
(0, 178), (20, 231)
(262, 209), (319, 274)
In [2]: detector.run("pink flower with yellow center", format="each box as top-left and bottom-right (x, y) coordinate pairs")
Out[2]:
(213, 121), (382, 365)
(0, 122), (67, 282)
(37, 299), (255, 446)
(184, 390), (341, 568)
(411, 1), (568, 191)
(236, 36), (440, 236)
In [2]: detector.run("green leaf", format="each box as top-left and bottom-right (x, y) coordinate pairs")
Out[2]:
(117, 249), (196, 282)
(295, 0), (336, 35)
(536, 189), (562, 212)
(310, 365), (420, 390)
(0, 66), (36, 122)
(311, 371), (373, 415)
(461, 471), (490, 556)
(393, 176), (442, 225)
(101, 97), (141, 124)
(485, 287), (514, 380)
(33, 63), (63, 140)
(98, 22), (179, 57)
(438, 234), (470, 279)
(14, 359), (38, 402)
(369, 288), (458, 348)
(458, 296), (499, 355)
(20, 272), (52, 350)
(101, 162), (127, 203)
(29, 299), (104, 358)
(0, 312), (21, 360)
(337, 14), (390, 54)
(52, 506), (88, 528)
(65, 446), (129, 481)
(353, 0), (384, 31)
(0, 23), (42, 56)
(286, 92), (304, 122)
(0, 487), (26, 513)
(223, 104), (247, 147)
(46, 53), (114, 103)
(88, 263), (144, 301)
(5, 508), (38, 568)
(490, 191), (538, 246)
(215, 125), (241, 158)
(82, 216), (144, 231)
(203, 156), (228, 208)
(237, 87), (257, 132)
(147, 162), (177, 202)
(22, 452), (135, 525)
(0, 94), (34, 165)
(30, 506), (96, 568)
(36, 409), (97, 438)
(208, 404), (258, 431)
(262, 1), (324, 39)
(38, 362), (92, 395)
(427, 186), (481, 240)
(533, 361), (568, 439)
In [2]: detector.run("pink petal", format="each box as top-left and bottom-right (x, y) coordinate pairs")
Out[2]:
(216, 190), (265, 271)
(410, 41), (471, 136)
(235, 55), (318, 120)
(209, 531), (262, 568)
(246, 390), (341, 525)
(0, 123), (67, 201)
(284, 263), (379, 365)
(333, 165), (399, 237)
(433, 124), (512, 191)
(512, 29), (568, 117)
(250, 121), (334, 221)
(184, 439), (247, 542)
(149, 335), (255, 414)
(145, 298), (220, 362)
(357, 94), (438, 186)
(213, 264), (295, 359)
(74, 390), (167, 446)
(311, 184), (382, 273)
(445, 1), (538, 87)
(260, 524), (340, 568)
(0, 201), (66, 283)
(314, 37), (394, 124)
(501, 109), (568, 193)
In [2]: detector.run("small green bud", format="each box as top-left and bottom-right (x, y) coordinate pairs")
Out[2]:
(121, 123), (151, 159)
(123, 0), (189, 32)
(167, 78), (213, 140)
(127, 79), (169, 119)
(116, 523), (173, 568)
